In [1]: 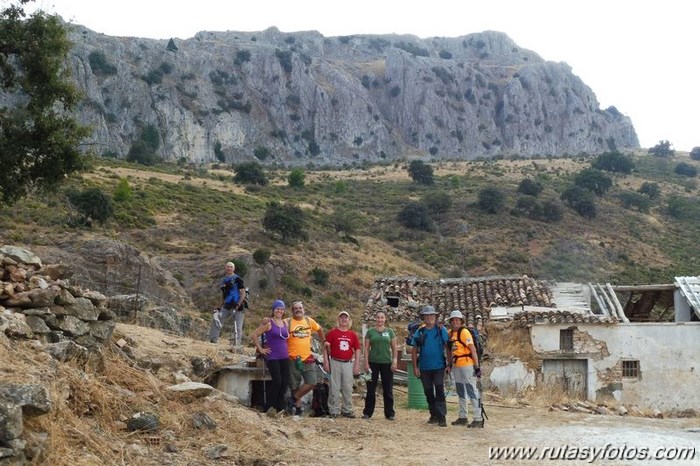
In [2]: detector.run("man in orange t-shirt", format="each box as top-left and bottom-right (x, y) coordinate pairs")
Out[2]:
(286, 301), (325, 417)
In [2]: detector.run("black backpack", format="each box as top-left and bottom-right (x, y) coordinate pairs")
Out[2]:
(453, 326), (484, 363)
(311, 381), (330, 417)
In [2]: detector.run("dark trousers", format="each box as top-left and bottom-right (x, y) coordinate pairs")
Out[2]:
(420, 368), (447, 420)
(264, 358), (290, 412)
(363, 362), (395, 418)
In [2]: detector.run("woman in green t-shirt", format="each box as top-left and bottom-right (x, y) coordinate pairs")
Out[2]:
(362, 311), (397, 420)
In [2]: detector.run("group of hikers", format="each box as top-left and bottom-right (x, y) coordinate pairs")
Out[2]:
(208, 261), (486, 426)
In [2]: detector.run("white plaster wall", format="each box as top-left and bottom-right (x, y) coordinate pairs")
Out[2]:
(531, 323), (700, 411)
(489, 359), (535, 394)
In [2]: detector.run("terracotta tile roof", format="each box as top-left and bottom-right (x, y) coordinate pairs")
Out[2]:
(364, 275), (555, 323)
(513, 310), (619, 325)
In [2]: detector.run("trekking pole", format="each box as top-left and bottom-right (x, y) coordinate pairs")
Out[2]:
(261, 359), (267, 410)
(477, 378), (488, 421)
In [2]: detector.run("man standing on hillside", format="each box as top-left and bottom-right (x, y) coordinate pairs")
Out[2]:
(209, 262), (246, 348)
(286, 301), (325, 417)
(411, 305), (451, 427)
(323, 310), (361, 418)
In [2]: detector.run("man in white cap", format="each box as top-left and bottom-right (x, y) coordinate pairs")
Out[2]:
(323, 310), (361, 418)
(447, 309), (483, 428)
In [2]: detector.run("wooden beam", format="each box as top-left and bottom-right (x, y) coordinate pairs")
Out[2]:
(610, 284), (675, 292)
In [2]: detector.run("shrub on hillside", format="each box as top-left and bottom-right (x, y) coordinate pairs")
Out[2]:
(68, 187), (114, 225)
(421, 191), (452, 214)
(648, 140), (675, 158)
(517, 178), (544, 196)
(618, 191), (652, 213)
(477, 187), (505, 214)
(690, 147), (700, 161)
(675, 162), (698, 177)
(113, 178), (132, 202)
(591, 150), (634, 174)
(253, 248), (271, 265)
(407, 160), (434, 185)
(234, 162), (268, 185)
(309, 267), (329, 286)
(638, 182), (661, 200)
(561, 185), (597, 219)
(288, 168), (305, 188)
(262, 201), (307, 242)
(398, 202), (433, 231)
(574, 168), (612, 196)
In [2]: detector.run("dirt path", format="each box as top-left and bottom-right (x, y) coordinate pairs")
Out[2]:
(112, 324), (699, 466)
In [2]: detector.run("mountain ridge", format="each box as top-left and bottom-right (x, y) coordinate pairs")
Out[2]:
(63, 24), (638, 164)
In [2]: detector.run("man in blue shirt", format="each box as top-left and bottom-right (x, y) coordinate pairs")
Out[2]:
(209, 262), (246, 347)
(411, 305), (451, 427)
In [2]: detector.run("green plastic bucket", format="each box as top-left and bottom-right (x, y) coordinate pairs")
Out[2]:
(407, 362), (428, 409)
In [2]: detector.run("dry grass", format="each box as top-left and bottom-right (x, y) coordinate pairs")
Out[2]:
(484, 320), (540, 371)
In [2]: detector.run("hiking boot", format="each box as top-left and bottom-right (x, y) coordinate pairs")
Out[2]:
(341, 413), (356, 419)
(427, 415), (438, 424)
(362, 414), (370, 420)
(294, 407), (303, 417)
(265, 408), (278, 418)
(468, 419), (484, 428)
(386, 415), (395, 421)
(451, 417), (469, 426)
(438, 417), (447, 427)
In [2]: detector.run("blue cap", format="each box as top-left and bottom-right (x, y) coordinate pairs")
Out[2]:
(272, 300), (286, 311)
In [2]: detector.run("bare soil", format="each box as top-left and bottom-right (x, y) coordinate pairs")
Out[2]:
(4, 324), (698, 466)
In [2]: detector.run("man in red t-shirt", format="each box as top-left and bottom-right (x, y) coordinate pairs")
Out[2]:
(323, 310), (361, 418)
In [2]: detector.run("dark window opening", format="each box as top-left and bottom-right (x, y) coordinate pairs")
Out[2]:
(622, 360), (640, 378)
(386, 295), (399, 308)
(559, 329), (574, 351)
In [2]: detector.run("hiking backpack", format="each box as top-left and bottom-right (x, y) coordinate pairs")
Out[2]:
(404, 320), (423, 347)
(454, 326), (484, 363)
(311, 381), (330, 417)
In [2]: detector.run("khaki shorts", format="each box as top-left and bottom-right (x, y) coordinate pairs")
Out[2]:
(288, 359), (318, 389)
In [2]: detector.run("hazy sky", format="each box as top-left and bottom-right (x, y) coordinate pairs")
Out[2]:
(27, 0), (699, 152)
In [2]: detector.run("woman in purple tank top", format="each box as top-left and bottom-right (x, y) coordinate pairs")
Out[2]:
(251, 300), (290, 414)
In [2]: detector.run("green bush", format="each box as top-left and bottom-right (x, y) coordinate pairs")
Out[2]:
(262, 201), (307, 242)
(234, 162), (268, 185)
(254, 146), (270, 160)
(275, 49), (293, 73)
(675, 162), (697, 177)
(618, 191), (652, 212)
(421, 191), (452, 214)
(477, 187), (505, 214)
(398, 202), (433, 231)
(591, 150), (634, 174)
(561, 185), (597, 218)
(667, 196), (700, 220)
(253, 248), (271, 264)
(127, 125), (161, 166)
(690, 147), (700, 161)
(88, 51), (117, 76)
(540, 200), (563, 223)
(574, 168), (612, 196)
(638, 182), (661, 199)
(309, 267), (329, 286)
(517, 178), (543, 196)
(234, 50), (251, 66)
(113, 178), (133, 202)
(68, 187), (114, 225)
(648, 140), (675, 158)
(231, 259), (248, 278)
(407, 160), (434, 185)
(288, 168), (305, 188)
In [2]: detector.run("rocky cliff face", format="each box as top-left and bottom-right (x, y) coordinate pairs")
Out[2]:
(66, 26), (638, 164)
